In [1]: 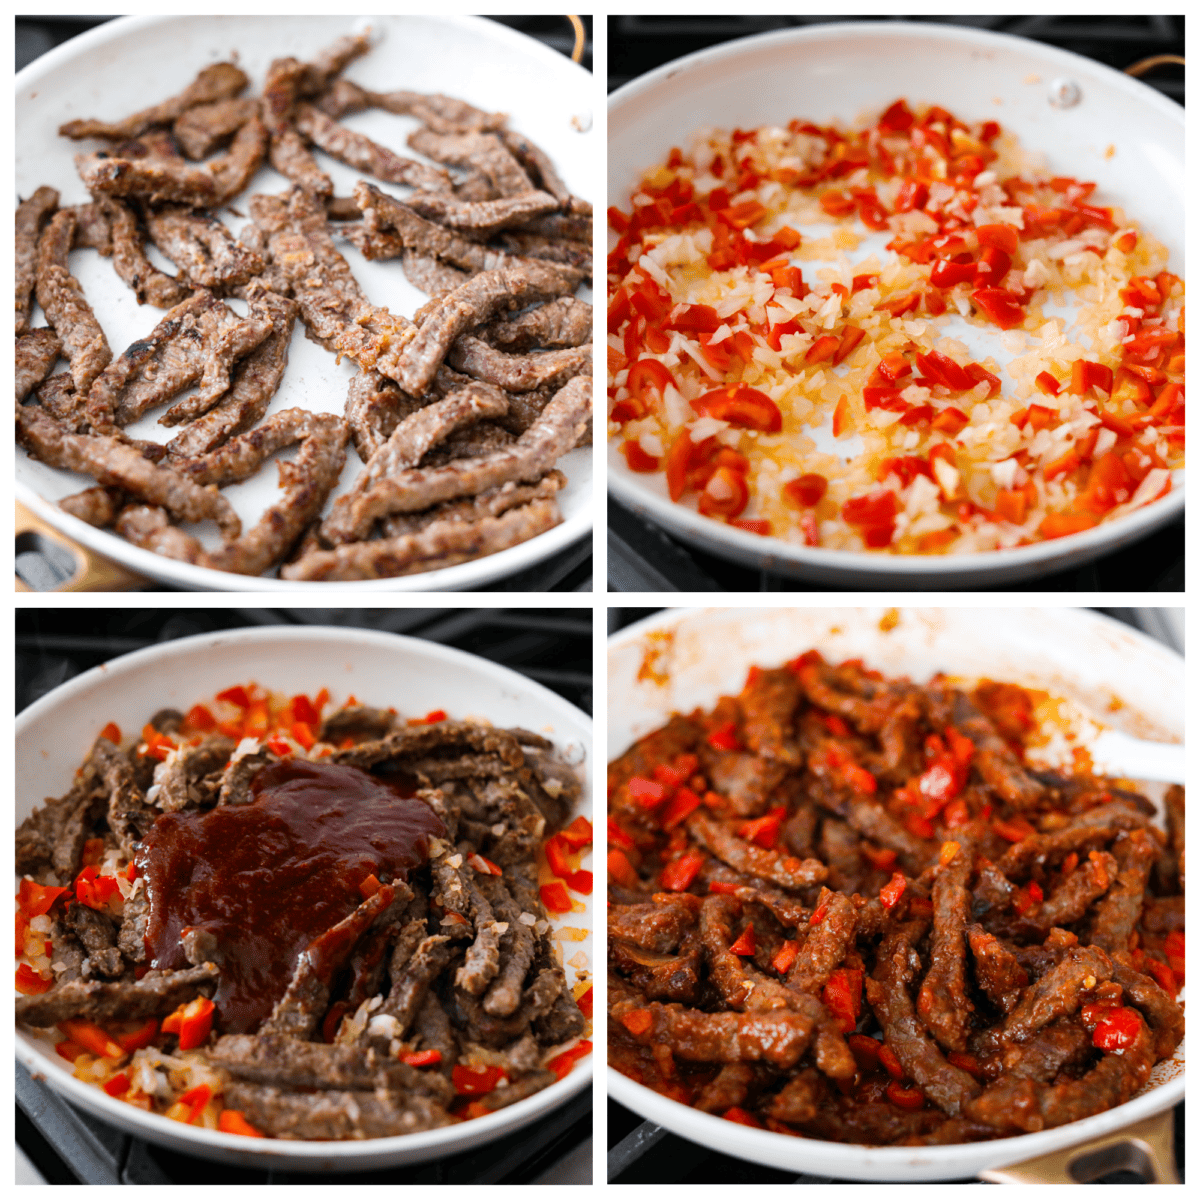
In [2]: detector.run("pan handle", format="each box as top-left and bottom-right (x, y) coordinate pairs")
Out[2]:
(1125, 55), (1184, 78)
(566, 15), (585, 64)
(978, 1111), (1178, 1184)
(15, 502), (147, 592)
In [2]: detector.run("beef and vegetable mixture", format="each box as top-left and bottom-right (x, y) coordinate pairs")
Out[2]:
(608, 652), (1184, 1145)
(17, 28), (592, 581)
(17, 686), (593, 1139)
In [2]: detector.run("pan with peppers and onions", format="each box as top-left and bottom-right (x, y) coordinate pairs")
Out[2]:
(608, 23), (1183, 588)
(16, 625), (592, 1170)
(608, 608), (1183, 1182)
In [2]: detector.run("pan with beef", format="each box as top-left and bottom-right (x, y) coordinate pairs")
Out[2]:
(608, 649), (1184, 1147)
(17, 683), (592, 1140)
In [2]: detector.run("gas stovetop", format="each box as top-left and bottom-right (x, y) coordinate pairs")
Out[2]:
(607, 14), (1183, 593)
(16, 607), (592, 1184)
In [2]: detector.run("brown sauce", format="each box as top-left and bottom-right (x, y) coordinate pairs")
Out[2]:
(136, 759), (444, 1034)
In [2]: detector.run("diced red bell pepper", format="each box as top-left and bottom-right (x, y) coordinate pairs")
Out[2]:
(540, 882), (572, 913)
(176, 1083), (212, 1124)
(469, 854), (504, 878)
(722, 1106), (763, 1128)
(564, 869), (593, 895)
(771, 940), (801, 975)
(822, 968), (863, 1033)
(219, 1109), (265, 1137)
(1092, 1007), (1142, 1051)
(161, 996), (214, 1051)
(99, 721), (122, 745)
(402, 1049), (444, 1068)
(577, 986), (594, 1019)
(660, 851), (705, 892)
(544, 834), (575, 878)
(887, 1080), (925, 1110)
(992, 816), (1036, 842)
(58, 1018), (124, 1059)
(1144, 958), (1177, 996)
(453, 1063), (508, 1095)
(728, 925), (756, 956)
(17, 878), (71, 919)
(879, 872), (907, 909)
(878, 1043), (905, 1079)
(546, 1039), (593, 1081)
(975, 223), (1019, 255)
(559, 815), (594, 850)
(661, 787), (703, 829)
(698, 465), (751, 519)
(115, 1018), (158, 1054)
(692, 384), (783, 432)
(607, 850), (639, 890)
(972, 287), (1025, 330)
(216, 685), (251, 708)
(737, 808), (786, 850)
(15, 964), (53, 995)
(707, 721), (742, 752)
(627, 775), (668, 807)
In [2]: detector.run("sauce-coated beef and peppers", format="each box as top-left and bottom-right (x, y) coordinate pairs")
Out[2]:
(17, 687), (592, 1139)
(608, 653), (1184, 1145)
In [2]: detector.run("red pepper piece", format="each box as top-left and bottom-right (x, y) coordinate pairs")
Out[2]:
(453, 1063), (508, 1095)
(880, 872), (907, 910)
(660, 851), (705, 892)
(540, 881), (572, 913)
(727, 925), (756, 956)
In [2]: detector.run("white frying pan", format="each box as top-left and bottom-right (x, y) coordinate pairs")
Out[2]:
(607, 607), (1183, 1182)
(17, 14), (595, 591)
(607, 23), (1183, 588)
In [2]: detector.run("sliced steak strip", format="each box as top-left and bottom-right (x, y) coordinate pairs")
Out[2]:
(494, 230), (592, 274)
(947, 691), (1044, 809)
(209, 116), (269, 205)
(377, 470), (565, 540)
(15, 963), (217, 1026)
(966, 924), (1028, 1014)
(916, 840), (974, 1053)
(16, 765), (106, 880)
(401, 250), (470, 295)
(404, 189), (559, 235)
(151, 735), (235, 811)
(62, 901), (124, 979)
(17, 404), (240, 537)
(59, 63), (248, 141)
(95, 196), (191, 309)
(447, 336), (591, 394)
(16, 329), (62, 401)
(223, 1082), (452, 1140)
(250, 189), (368, 349)
(342, 368), (422, 463)
(263, 58), (333, 198)
(1001, 945), (1112, 1044)
(85, 289), (271, 430)
(1087, 830), (1158, 953)
(407, 129), (533, 197)
(687, 812), (828, 890)
(294, 103), (454, 192)
(35, 210), (112, 395)
(455, 874), (502, 996)
(113, 505), (203, 563)
(787, 888), (857, 994)
(173, 97), (261, 160)
(1036, 850), (1117, 929)
(59, 485), (124, 527)
(318, 705), (395, 742)
(379, 934), (453, 1037)
(75, 150), (219, 208)
(165, 290), (298, 457)
(1111, 956), (1185, 1059)
(16, 186), (59, 336)
(479, 875), (537, 1017)
(65, 202), (113, 254)
(321, 375), (585, 541)
(144, 207), (264, 290)
(513, 209), (593, 242)
(476, 296), (593, 352)
(498, 129), (573, 207)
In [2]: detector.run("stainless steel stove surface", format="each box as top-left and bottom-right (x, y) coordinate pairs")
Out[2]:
(15, 608), (592, 1184)
(607, 14), (1183, 593)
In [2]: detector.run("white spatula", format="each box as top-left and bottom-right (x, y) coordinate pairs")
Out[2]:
(1086, 728), (1185, 784)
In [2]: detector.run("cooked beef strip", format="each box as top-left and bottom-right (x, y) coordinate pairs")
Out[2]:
(250, 189), (368, 349)
(341, 368), (422, 462)
(916, 840), (974, 1053)
(787, 888), (857, 994)
(65, 202), (113, 254)
(865, 921), (982, 1116)
(15, 764), (106, 879)
(210, 115), (270, 205)
(16, 329), (62, 401)
(1035, 850), (1117, 929)
(687, 812), (828, 890)
(946, 691), (1044, 809)
(1110, 955), (1184, 1059)
(94, 195), (191, 309)
(447, 336), (591, 394)
(407, 129), (533, 197)
(768, 1067), (825, 1125)
(223, 1082), (452, 1140)
(62, 900), (124, 979)
(340, 221), (404, 261)
(1087, 830), (1158, 953)
(966, 924), (1028, 1014)
(318, 704), (396, 742)
(420, 419), (517, 465)
(294, 103), (454, 192)
(112, 504), (202, 563)
(493, 230), (591, 274)
(1001, 945), (1113, 1043)
(476, 296), (592, 352)
(144, 207), (265, 290)
(34, 210), (112, 395)
(376, 471), (564, 541)
(16, 186), (60, 336)
(59, 63), (249, 141)
(1164, 784), (1184, 887)
(164, 290), (298, 457)
(299, 33), (374, 97)
(151, 735), (235, 811)
(404, 189), (560, 235)
(16, 404), (241, 538)
(475, 1070), (557, 1112)
(75, 149), (219, 208)
(478, 876), (537, 1017)
(173, 97), (261, 159)
(379, 934), (453, 1038)
(15, 963), (218, 1026)
(400, 250), (472, 295)
(59, 484), (124, 527)
(512, 209), (592, 242)
(996, 825), (1115, 880)
(319, 374), (588, 542)
(455, 871), (504, 997)
(263, 57), (335, 198)
(498, 129), (572, 207)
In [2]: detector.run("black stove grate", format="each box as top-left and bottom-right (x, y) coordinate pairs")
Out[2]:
(607, 14), (1183, 593)
(15, 608), (592, 1184)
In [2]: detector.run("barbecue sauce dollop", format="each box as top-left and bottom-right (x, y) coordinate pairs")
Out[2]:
(136, 760), (444, 1034)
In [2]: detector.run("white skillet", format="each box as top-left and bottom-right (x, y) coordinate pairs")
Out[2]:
(16, 625), (593, 1170)
(607, 606), (1183, 1182)
(17, 14), (595, 591)
(607, 22), (1183, 588)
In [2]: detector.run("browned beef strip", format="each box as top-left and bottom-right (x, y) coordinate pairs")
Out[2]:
(16, 329), (62, 401)
(210, 115), (269, 205)
(34, 210), (112, 395)
(293, 102), (453, 191)
(1087, 830), (1158, 953)
(75, 150), (219, 208)
(613, 999), (816, 1068)
(768, 1067), (825, 1125)
(144, 207), (264, 290)
(796, 658), (886, 729)
(408, 129), (533, 197)
(373, 260), (582, 397)
(377, 471), (565, 540)
(687, 812), (828, 890)
(62, 900), (124, 979)
(316, 78), (373, 119)
(15, 757), (106, 879)
(498, 129), (573, 207)
(966, 1013), (1155, 1133)
(477, 296), (592, 352)
(447, 336), (590, 394)
(966, 924), (1028, 1014)
(916, 840), (974, 1053)
(59, 63), (248, 141)
(843, 795), (929, 871)
(164, 291), (297, 458)
(16, 403), (240, 537)
(283, 497), (561, 581)
(404, 189), (560, 235)
(299, 33), (374, 96)
(1036, 850), (1117, 928)
(944, 690), (1044, 809)
(1001, 945), (1113, 1043)
(85, 289), (272, 429)
(317, 704), (395, 743)
(342, 368), (421, 462)
(95, 196), (191, 310)
(15, 963), (217, 1026)
(739, 666), (803, 766)
(1110, 955), (1184, 1059)
(699, 894), (757, 1007)
(59, 485), (124, 527)
(113, 504), (202, 562)
(173, 97), (260, 159)
(67, 202), (112, 255)
(16, 186), (59, 336)
(609, 937), (701, 1004)
(702, 751), (788, 819)
(223, 1082), (452, 1140)
(997, 1016), (1093, 1082)
(421, 419), (517, 465)
(1164, 784), (1184, 885)
(997, 826), (1115, 880)
(250, 189), (368, 348)
(455, 872), (501, 997)
(372, 88), (507, 134)
(972, 857), (1016, 915)
(513, 209), (593, 242)
(380, 934), (453, 1037)
(320, 374), (588, 542)
(865, 921), (982, 1116)
(493, 230), (591, 274)
(151, 734), (235, 811)
(787, 888), (856, 994)
(478, 876), (537, 1017)
(401, 250), (470, 294)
